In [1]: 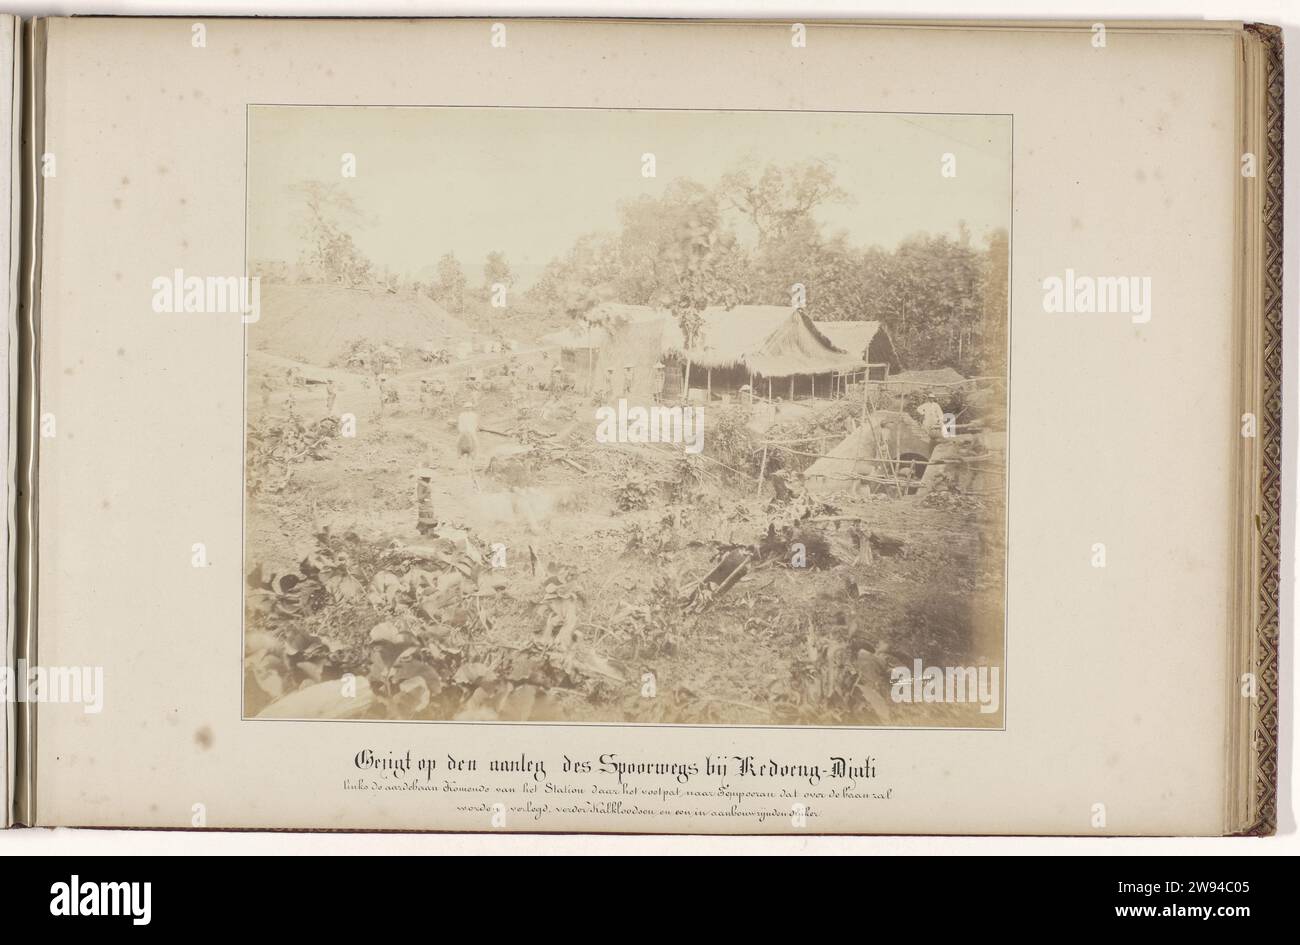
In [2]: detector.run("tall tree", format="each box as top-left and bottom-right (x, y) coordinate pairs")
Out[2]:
(717, 157), (848, 246)
(528, 232), (620, 316)
(435, 252), (468, 314)
(976, 228), (1010, 373)
(615, 180), (746, 346)
(290, 180), (373, 287)
(483, 250), (514, 291)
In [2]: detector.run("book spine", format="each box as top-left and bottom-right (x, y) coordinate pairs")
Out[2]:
(1229, 23), (1283, 838)
(1, 14), (19, 831)
(12, 16), (43, 829)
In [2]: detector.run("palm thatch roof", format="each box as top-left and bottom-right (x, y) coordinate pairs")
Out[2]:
(540, 323), (606, 350)
(880, 366), (967, 388)
(543, 303), (872, 377)
(541, 302), (671, 351)
(812, 320), (902, 373)
(661, 305), (866, 376)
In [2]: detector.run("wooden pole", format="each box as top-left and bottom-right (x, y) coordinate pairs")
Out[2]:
(586, 324), (593, 395)
(895, 386), (905, 493)
(756, 445), (768, 497)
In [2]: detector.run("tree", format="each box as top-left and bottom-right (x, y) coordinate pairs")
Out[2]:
(717, 157), (849, 246)
(290, 180), (373, 287)
(616, 180), (746, 346)
(528, 232), (620, 316)
(530, 159), (1008, 377)
(857, 231), (984, 371)
(976, 229), (1010, 373)
(483, 251), (514, 291)
(435, 252), (468, 313)
(715, 158), (855, 317)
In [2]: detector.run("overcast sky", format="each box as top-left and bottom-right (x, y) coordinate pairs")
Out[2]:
(248, 106), (1011, 288)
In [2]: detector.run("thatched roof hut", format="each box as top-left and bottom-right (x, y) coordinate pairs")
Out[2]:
(812, 320), (902, 376)
(661, 306), (866, 377)
(541, 303), (878, 400)
(541, 303), (674, 382)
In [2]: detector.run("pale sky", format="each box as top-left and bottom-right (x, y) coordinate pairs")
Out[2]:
(247, 106), (1011, 289)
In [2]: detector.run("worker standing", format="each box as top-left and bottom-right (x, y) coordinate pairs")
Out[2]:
(916, 393), (946, 439)
(325, 378), (337, 414)
(457, 402), (480, 490)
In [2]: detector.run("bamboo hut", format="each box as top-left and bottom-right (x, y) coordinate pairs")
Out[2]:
(812, 320), (902, 380)
(659, 305), (867, 402)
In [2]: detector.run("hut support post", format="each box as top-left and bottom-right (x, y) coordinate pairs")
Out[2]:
(586, 324), (593, 395)
(895, 387), (905, 492)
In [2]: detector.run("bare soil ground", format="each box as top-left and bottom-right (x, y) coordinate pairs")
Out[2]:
(245, 345), (1006, 728)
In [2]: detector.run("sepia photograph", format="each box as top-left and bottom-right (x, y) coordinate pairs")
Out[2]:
(241, 105), (1011, 727)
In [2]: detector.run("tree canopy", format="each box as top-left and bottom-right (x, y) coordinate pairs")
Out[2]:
(528, 160), (1008, 374)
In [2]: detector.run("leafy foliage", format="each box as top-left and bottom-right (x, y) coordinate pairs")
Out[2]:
(614, 476), (657, 512)
(290, 180), (374, 287)
(246, 417), (340, 495)
(528, 159), (1009, 376)
(246, 528), (625, 721)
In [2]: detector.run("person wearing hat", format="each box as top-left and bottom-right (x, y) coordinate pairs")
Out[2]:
(456, 402), (480, 488)
(916, 390), (946, 440)
(652, 362), (666, 403)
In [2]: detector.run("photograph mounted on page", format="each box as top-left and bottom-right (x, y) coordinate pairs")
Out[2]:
(241, 105), (1012, 728)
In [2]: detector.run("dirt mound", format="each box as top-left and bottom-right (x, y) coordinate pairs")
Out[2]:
(251, 282), (473, 367)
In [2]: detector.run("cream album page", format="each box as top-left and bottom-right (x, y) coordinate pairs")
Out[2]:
(30, 17), (1244, 834)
